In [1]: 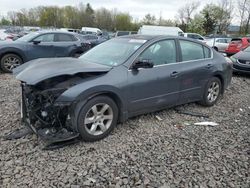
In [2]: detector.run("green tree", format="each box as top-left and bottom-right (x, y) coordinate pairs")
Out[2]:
(0, 17), (11, 25)
(142, 13), (156, 25)
(114, 13), (132, 30)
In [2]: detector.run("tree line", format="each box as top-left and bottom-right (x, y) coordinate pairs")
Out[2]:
(0, 0), (249, 35)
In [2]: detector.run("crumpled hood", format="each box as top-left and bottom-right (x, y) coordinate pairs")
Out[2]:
(13, 57), (112, 85)
(233, 51), (250, 61)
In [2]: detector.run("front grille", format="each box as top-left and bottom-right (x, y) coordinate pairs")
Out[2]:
(233, 64), (250, 71)
(238, 59), (250, 65)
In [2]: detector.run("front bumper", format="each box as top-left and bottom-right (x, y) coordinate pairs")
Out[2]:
(232, 63), (250, 74)
(20, 84), (79, 145)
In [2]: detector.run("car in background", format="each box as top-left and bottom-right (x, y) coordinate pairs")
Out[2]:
(230, 46), (250, 74)
(81, 27), (102, 35)
(138, 25), (184, 36)
(115, 31), (137, 37)
(206, 38), (231, 52)
(225, 37), (250, 56)
(80, 34), (108, 49)
(184, 33), (206, 42)
(0, 31), (89, 73)
(14, 35), (232, 144)
(60, 28), (80, 33)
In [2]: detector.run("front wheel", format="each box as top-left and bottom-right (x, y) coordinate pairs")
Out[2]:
(199, 77), (222, 106)
(0, 53), (23, 73)
(74, 96), (118, 142)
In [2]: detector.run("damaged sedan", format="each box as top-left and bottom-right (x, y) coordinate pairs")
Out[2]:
(13, 35), (232, 147)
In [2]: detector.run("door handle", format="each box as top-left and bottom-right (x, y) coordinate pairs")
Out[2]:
(206, 64), (213, 69)
(170, 71), (179, 78)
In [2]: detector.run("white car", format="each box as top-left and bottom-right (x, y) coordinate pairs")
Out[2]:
(205, 38), (231, 52)
(0, 30), (8, 40)
(183, 33), (206, 43)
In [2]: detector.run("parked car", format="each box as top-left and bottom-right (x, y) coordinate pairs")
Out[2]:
(80, 34), (107, 49)
(81, 27), (102, 35)
(115, 31), (137, 37)
(138, 25), (184, 36)
(206, 38), (231, 52)
(13, 35), (232, 144)
(60, 28), (80, 33)
(0, 31), (88, 73)
(184, 33), (206, 42)
(230, 46), (250, 74)
(225, 37), (250, 55)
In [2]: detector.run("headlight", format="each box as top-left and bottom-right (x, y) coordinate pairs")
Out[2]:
(230, 56), (237, 63)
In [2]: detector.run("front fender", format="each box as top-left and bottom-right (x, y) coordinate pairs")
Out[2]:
(0, 47), (27, 62)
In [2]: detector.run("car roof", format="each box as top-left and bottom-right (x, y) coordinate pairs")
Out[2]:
(118, 34), (205, 44)
(36, 30), (78, 35)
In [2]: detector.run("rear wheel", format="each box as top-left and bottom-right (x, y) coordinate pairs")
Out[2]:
(0, 53), (23, 73)
(213, 46), (218, 51)
(75, 96), (118, 142)
(200, 77), (222, 106)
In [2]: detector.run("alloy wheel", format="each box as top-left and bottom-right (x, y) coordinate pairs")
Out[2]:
(207, 81), (220, 102)
(84, 103), (113, 136)
(3, 56), (21, 71)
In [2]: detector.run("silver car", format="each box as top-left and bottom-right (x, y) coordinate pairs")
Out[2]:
(206, 38), (231, 52)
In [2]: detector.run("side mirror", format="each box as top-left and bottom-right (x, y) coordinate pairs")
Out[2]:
(132, 59), (154, 70)
(32, 40), (41, 45)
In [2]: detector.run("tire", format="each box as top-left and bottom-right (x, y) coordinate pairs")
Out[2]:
(0, 53), (23, 73)
(213, 46), (218, 51)
(199, 77), (222, 107)
(74, 96), (118, 142)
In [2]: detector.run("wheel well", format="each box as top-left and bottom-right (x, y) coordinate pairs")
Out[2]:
(88, 92), (124, 121)
(0, 52), (24, 63)
(213, 46), (218, 51)
(213, 74), (224, 94)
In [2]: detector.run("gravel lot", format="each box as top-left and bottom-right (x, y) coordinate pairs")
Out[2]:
(0, 73), (249, 188)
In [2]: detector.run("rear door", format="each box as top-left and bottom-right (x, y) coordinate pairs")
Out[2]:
(177, 40), (214, 103)
(53, 33), (79, 57)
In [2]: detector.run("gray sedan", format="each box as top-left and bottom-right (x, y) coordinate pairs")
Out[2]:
(230, 46), (250, 74)
(14, 35), (232, 145)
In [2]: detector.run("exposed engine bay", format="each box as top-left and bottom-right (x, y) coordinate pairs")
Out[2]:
(15, 73), (104, 149)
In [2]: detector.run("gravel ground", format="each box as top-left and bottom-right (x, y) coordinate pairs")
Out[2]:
(0, 73), (249, 188)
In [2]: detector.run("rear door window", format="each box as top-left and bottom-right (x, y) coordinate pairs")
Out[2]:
(180, 40), (210, 61)
(55, 33), (76, 42)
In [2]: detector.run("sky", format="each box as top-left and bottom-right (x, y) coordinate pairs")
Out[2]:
(0, 0), (239, 24)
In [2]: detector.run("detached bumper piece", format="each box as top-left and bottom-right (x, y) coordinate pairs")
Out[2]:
(37, 128), (80, 150)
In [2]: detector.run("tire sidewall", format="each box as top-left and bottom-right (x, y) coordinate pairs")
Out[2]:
(75, 96), (118, 142)
(202, 77), (222, 106)
(0, 54), (22, 73)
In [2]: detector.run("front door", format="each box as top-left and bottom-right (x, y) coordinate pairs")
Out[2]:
(27, 33), (55, 60)
(127, 39), (181, 114)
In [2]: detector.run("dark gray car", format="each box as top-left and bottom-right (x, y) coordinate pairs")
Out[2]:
(0, 31), (88, 73)
(230, 46), (250, 74)
(13, 35), (232, 145)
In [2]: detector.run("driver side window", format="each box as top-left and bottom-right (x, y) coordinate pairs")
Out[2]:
(138, 40), (176, 66)
(34, 34), (54, 42)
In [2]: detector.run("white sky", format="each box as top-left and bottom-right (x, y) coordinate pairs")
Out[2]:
(0, 0), (240, 25)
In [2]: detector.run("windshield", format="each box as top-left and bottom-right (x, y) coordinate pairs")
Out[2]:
(16, 32), (39, 42)
(79, 38), (146, 66)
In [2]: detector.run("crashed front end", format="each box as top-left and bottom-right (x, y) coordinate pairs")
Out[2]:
(20, 77), (80, 146)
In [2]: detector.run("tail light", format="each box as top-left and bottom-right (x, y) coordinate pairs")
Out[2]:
(237, 43), (242, 48)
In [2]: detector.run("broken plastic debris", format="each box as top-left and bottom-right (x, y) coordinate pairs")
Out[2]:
(194, 122), (218, 126)
(155, 115), (163, 121)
